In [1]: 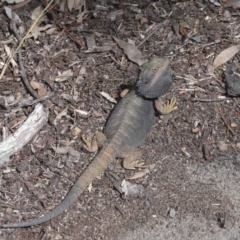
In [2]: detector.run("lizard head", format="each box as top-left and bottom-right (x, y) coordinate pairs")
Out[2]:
(137, 58), (172, 98)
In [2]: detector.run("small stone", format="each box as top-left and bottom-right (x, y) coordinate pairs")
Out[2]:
(145, 199), (151, 207)
(169, 208), (176, 218)
(236, 143), (240, 149)
(217, 141), (228, 152)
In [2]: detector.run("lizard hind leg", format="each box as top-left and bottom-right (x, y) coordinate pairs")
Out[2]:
(119, 146), (145, 170)
(82, 131), (107, 152)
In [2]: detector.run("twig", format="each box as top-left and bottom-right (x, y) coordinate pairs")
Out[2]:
(11, 16), (39, 98)
(137, 22), (164, 48)
(41, 0), (82, 48)
(201, 40), (221, 49)
(192, 97), (231, 102)
(215, 107), (236, 136)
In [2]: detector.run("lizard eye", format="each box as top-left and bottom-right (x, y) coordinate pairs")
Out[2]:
(152, 68), (158, 73)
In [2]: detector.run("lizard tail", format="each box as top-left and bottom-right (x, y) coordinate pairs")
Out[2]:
(1, 143), (117, 228)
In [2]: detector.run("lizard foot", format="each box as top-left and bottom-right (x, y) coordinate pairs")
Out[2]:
(120, 147), (146, 170)
(120, 88), (129, 98)
(123, 159), (146, 170)
(155, 98), (178, 115)
(82, 132), (106, 152)
(82, 134), (98, 152)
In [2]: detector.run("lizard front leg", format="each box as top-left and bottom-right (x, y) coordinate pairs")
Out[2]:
(82, 131), (106, 152)
(155, 98), (178, 115)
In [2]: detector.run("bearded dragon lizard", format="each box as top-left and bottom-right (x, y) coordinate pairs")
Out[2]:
(1, 58), (176, 228)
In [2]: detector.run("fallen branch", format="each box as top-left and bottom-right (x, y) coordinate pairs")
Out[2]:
(0, 104), (48, 167)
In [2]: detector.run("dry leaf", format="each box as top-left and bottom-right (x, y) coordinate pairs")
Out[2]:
(29, 24), (52, 40)
(30, 80), (46, 96)
(179, 26), (187, 36)
(74, 109), (91, 118)
(213, 45), (240, 68)
(67, 0), (75, 11)
(192, 127), (200, 133)
(71, 127), (81, 137)
(76, 0), (87, 23)
(55, 69), (73, 82)
(121, 180), (144, 196)
(100, 91), (117, 103)
(31, 6), (43, 21)
(53, 107), (68, 126)
(4, 6), (21, 21)
(52, 146), (80, 158)
(113, 37), (147, 66)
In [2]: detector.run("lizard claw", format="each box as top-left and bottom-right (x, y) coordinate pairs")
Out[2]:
(155, 98), (178, 115)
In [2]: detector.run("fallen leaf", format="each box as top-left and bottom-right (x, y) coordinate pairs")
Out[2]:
(71, 127), (81, 137)
(213, 45), (240, 68)
(192, 127), (200, 133)
(55, 69), (73, 82)
(30, 80), (46, 96)
(231, 122), (237, 127)
(179, 26), (187, 36)
(27, 24), (52, 40)
(75, 0), (87, 22)
(74, 108), (91, 118)
(53, 107), (68, 125)
(4, 6), (21, 21)
(67, 0), (75, 11)
(121, 180), (144, 196)
(113, 37), (147, 66)
(31, 6), (43, 21)
(52, 146), (80, 158)
(100, 91), (117, 103)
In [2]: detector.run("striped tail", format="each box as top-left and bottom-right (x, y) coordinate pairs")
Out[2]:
(1, 142), (118, 228)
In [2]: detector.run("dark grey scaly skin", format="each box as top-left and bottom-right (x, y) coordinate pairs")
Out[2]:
(1, 58), (172, 228)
